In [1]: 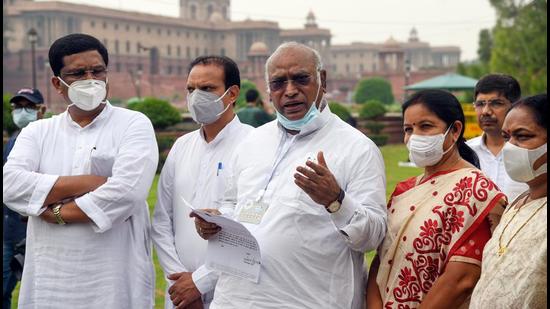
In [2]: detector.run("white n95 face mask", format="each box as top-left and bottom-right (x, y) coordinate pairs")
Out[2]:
(502, 142), (547, 183)
(187, 88), (231, 125)
(407, 126), (454, 167)
(12, 108), (38, 128)
(58, 77), (107, 111)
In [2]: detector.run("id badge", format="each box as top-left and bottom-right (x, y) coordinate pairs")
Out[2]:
(238, 199), (269, 225)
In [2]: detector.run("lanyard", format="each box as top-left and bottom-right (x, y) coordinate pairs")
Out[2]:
(256, 133), (297, 202)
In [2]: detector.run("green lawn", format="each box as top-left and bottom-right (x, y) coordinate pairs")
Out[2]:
(11, 144), (420, 309)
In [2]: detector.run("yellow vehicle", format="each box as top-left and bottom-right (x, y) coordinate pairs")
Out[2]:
(462, 103), (483, 139)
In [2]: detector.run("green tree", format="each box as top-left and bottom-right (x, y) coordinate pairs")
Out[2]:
(489, 0), (547, 94)
(3, 93), (17, 134)
(328, 101), (353, 123)
(127, 97), (181, 129)
(477, 29), (493, 64)
(353, 77), (394, 105)
(358, 100), (387, 119)
(236, 79), (263, 109)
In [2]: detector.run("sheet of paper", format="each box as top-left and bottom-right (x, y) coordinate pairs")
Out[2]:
(181, 196), (262, 283)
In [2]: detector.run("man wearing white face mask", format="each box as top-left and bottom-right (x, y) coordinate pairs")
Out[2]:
(3, 88), (45, 309)
(152, 55), (253, 309)
(3, 33), (158, 308)
(471, 94), (547, 309)
(192, 42), (387, 309)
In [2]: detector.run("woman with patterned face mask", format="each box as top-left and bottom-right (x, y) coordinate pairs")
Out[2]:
(470, 94), (547, 309)
(366, 90), (507, 309)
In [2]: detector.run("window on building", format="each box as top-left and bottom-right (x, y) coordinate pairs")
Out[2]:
(167, 65), (173, 75)
(125, 24), (130, 31)
(136, 26), (140, 32)
(177, 66), (183, 75)
(114, 23), (118, 30)
(167, 45), (172, 56)
(190, 5), (197, 19)
(158, 28), (162, 35)
(221, 34), (225, 40)
(137, 63), (143, 71)
(136, 42), (141, 53)
(115, 40), (119, 54)
(116, 63), (121, 72)
(186, 47), (191, 59)
(147, 27), (151, 33)
(195, 33), (199, 39)
(220, 48), (225, 56)
(167, 29), (171, 36)
(91, 21), (95, 28)
(207, 4), (213, 18)
(186, 32), (190, 38)
(126, 41), (131, 53)
(103, 21), (107, 29)
(346, 64), (350, 73)
(103, 39), (108, 48)
(204, 48), (208, 55)
(177, 46), (181, 57)
(195, 47), (200, 57)
(177, 31), (180, 37)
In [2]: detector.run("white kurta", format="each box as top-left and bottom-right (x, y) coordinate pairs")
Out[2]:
(2, 102), (158, 309)
(467, 135), (528, 201)
(152, 116), (252, 308)
(211, 105), (387, 309)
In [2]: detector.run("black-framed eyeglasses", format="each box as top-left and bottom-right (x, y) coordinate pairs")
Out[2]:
(60, 67), (108, 80)
(268, 74), (314, 92)
(473, 99), (508, 110)
(11, 105), (39, 113)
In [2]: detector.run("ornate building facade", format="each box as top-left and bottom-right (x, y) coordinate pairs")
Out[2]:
(3, 0), (460, 111)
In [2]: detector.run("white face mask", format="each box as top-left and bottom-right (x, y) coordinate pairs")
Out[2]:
(187, 88), (231, 125)
(407, 126), (454, 167)
(503, 142), (547, 183)
(58, 77), (107, 111)
(12, 108), (38, 128)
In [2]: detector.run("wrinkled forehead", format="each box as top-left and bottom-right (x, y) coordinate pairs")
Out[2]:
(267, 48), (317, 77)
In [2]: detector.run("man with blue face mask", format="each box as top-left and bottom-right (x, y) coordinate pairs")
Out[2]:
(3, 88), (45, 309)
(152, 55), (253, 309)
(192, 42), (387, 309)
(3, 33), (158, 308)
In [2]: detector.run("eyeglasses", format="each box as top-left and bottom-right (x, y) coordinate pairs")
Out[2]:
(268, 74), (314, 92)
(11, 105), (39, 113)
(473, 99), (509, 110)
(60, 67), (108, 80)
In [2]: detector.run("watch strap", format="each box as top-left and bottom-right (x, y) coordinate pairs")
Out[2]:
(52, 203), (66, 225)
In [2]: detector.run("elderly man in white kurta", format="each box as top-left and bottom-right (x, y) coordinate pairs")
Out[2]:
(2, 34), (157, 308)
(194, 42), (387, 309)
(152, 56), (252, 309)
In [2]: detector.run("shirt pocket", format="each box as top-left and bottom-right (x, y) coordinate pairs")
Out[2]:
(90, 150), (116, 177)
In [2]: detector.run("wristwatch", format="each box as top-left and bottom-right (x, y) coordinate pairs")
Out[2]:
(52, 203), (66, 225)
(326, 189), (345, 213)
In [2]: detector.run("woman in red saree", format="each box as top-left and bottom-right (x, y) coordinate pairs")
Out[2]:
(366, 90), (507, 309)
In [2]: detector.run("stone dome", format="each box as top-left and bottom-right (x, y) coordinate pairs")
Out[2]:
(248, 41), (269, 56)
(209, 12), (225, 23)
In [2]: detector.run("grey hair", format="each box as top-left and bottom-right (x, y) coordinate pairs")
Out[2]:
(264, 42), (323, 94)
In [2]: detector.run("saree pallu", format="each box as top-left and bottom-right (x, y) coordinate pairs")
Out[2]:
(376, 168), (506, 309)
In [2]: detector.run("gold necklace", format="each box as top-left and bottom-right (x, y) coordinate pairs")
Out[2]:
(497, 197), (547, 257)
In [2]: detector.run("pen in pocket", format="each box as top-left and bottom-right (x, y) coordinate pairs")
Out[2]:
(216, 162), (223, 176)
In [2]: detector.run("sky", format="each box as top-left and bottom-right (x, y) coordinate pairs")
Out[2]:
(37, 0), (498, 61)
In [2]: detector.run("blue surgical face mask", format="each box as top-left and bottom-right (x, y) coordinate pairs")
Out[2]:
(276, 73), (322, 131)
(12, 108), (38, 129)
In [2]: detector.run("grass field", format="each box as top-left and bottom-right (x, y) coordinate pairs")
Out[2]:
(11, 144), (420, 309)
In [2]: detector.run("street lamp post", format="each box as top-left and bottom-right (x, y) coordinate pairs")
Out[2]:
(27, 28), (38, 89)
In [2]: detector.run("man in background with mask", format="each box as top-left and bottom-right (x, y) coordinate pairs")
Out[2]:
(3, 33), (158, 308)
(152, 55), (252, 309)
(3, 88), (45, 309)
(467, 74), (528, 202)
(193, 42), (387, 309)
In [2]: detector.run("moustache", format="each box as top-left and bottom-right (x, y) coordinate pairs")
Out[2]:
(480, 116), (497, 123)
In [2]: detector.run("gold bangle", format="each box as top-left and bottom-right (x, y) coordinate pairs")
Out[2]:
(52, 204), (66, 225)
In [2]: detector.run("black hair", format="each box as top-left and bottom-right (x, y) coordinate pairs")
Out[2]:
(474, 74), (521, 103)
(245, 89), (259, 103)
(403, 89), (480, 168)
(187, 55), (241, 90)
(48, 33), (109, 76)
(511, 94), (547, 129)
